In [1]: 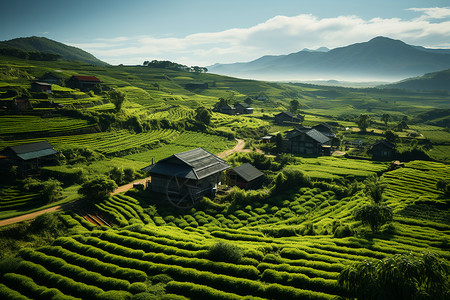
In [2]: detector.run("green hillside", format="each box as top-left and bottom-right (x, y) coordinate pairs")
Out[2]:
(380, 68), (450, 91)
(0, 37), (108, 66)
(0, 54), (449, 299)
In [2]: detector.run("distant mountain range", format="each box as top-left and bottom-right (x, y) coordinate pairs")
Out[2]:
(208, 37), (450, 82)
(0, 36), (108, 66)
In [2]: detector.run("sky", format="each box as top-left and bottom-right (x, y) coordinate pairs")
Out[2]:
(2, 0), (450, 66)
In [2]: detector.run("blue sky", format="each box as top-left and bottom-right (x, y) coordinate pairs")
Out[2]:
(2, 0), (450, 65)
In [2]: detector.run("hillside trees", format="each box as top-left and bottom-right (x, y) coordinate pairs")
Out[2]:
(381, 113), (391, 128)
(108, 90), (126, 113)
(354, 177), (392, 233)
(195, 106), (212, 126)
(356, 114), (371, 132)
(338, 251), (450, 300)
(289, 99), (300, 114)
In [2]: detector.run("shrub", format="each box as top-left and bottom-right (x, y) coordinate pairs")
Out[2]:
(78, 176), (118, 200)
(208, 241), (243, 264)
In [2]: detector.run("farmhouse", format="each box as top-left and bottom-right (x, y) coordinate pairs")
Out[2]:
(274, 111), (302, 124)
(31, 82), (52, 93)
(67, 75), (101, 92)
(0, 141), (58, 175)
(227, 163), (264, 189)
(39, 72), (62, 85)
(368, 140), (396, 160)
(283, 128), (331, 155)
(142, 148), (230, 202)
(219, 104), (236, 115)
(234, 102), (254, 114)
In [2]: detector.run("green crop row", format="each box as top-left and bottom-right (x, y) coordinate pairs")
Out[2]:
(0, 283), (30, 300)
(39, 245), (147, 282)
(257, 263), (340, 280)
(261, 269), (340, 296)
(17, 260), (109, 299)
(113, 195), (153, 224)
(19, 248), (132, 292)
(166, 281), (265, 300)
(83, 235), (259, 279)
(93, 230), (207, 258)
(2, 273), (78, 300)
(94, 203), (128, 227)
(104, 197), (140, 220)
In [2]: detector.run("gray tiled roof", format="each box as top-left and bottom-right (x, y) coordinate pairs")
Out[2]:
(143, 148), (230, 180)
(8, 141), (57, 161)
(231, 163), (264, 182)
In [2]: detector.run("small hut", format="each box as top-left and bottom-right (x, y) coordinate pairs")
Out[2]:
(227, 163), (264, 189)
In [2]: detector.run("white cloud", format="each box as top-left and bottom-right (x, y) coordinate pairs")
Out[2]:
(73, 7), (450, 66)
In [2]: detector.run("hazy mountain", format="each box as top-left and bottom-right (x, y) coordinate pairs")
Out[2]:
(208, 37), (450, 82)
(379, 68), (450, 91)
(0, 36), (108, 66)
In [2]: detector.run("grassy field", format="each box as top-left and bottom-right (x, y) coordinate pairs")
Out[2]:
(0, 159), (448, 299)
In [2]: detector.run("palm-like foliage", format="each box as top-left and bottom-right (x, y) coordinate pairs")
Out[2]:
(338, 252), (450, 300)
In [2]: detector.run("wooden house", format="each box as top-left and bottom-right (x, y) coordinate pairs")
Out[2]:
(39, 73), (62, 85)
(0, 141), (58, 175)
(283, 128), (331, 155)
(31, 82), (52, 93)
(368, 140), (396, 160)
(274, 111), (302, 124)
(234, 102), (254, 114)
(142, 148), (230, 203)
(219, 104), (236, 115)
(67, 75), (101, 92)
(227, 163), (264, 189)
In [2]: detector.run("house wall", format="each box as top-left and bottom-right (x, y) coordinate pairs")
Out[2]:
(150, 173), (222, 198)
(371, 145), (394, 160)
(286, 134), (320, 155)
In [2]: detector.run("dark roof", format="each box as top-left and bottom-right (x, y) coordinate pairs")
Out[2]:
(235, 102), (250, 108)
(6, 141), (57, 160)
(72, 75), (101, 82)
(371, 140), (395, 149)
(313, 124), (335, 137)
(231, 163), (264, 182)
(285, 128), (330, 144)
(221, 105), (235, 110)
(275, 111), (295, 118)
(143, 148), (230, 180)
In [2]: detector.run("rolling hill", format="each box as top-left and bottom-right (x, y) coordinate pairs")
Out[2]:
(0, 36), (108, 66)
(380, 68), (450, 91)
(209, 37), (450, 82)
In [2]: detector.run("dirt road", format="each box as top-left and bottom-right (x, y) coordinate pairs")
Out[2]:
(0, 204), (66, 227)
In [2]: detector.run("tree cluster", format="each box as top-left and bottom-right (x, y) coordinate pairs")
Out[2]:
(143, 60), (207, 73)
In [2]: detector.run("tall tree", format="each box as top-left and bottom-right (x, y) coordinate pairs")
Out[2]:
(108, 90), (126, 112)
(195, 106), (212, 126)
(356, 114), (371, 132)
(289, 99), (300, 114)
(381, 113), (391, 128)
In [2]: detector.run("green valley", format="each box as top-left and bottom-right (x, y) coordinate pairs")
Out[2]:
(0, 51), (449, 300)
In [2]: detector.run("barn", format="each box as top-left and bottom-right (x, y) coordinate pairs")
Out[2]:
(274, 111), (302, 124)
(142, 148), (230, 203)
(368, 140), (396, 160)
(0, 141), (58, 175)
(227, 163), (264, 189)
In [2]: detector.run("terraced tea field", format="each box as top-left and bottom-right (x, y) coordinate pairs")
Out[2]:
(1, 160), (448, 299)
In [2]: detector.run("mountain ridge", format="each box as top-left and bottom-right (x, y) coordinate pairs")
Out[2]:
(208, 36), (450, 82)
(0, 36), (108, 66)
